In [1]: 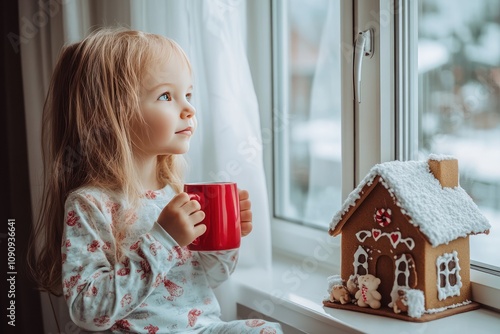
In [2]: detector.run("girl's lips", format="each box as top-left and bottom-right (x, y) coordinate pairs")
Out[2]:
(175, 127), (193, 135)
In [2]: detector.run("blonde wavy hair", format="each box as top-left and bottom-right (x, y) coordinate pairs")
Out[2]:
(29, 28), (191, 296)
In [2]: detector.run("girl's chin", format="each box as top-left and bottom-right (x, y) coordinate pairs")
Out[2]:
(165, 145), (190, 155)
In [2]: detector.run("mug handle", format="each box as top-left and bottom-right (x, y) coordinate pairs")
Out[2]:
(188, 193), (201, 202)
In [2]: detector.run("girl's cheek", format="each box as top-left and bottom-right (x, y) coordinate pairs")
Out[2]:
(152, 115), (172, 136)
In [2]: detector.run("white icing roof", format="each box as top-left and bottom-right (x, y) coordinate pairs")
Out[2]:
(330, 159), (491, 247)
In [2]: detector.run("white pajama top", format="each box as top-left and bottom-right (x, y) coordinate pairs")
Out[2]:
(61, 186), (281, 334)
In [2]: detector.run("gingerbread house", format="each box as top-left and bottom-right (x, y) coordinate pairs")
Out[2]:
(323, 155), (491, 322)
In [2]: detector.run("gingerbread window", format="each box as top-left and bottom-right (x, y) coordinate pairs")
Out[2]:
(389, 254), (417, 307)
(436, 251), (462, 301)
(353, 245), (369, 276)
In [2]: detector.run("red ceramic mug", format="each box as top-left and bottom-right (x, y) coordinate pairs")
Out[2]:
(184, 182), (241, 251)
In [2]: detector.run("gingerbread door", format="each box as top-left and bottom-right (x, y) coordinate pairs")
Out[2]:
(376, 255), (394, 307)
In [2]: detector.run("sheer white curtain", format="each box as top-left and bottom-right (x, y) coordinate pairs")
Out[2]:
(131, 0), (272, 271)
(20, 0), (271, 331)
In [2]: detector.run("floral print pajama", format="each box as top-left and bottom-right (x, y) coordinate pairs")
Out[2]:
(61, 186), (282, 333)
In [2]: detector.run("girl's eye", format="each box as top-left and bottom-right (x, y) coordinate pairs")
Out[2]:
(158, 92), (171, 101)
(186, 93), (192, 102)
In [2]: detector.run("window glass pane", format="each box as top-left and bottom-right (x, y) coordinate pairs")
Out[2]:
(418, 0), (500, 270)
(274, 0), (342, 229)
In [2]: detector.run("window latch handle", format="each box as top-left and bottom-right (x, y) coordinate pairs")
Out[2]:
(354, 29), (374, 103)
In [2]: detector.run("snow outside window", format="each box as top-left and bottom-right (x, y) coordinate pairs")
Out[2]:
(273, 0), (343, 230)
(417, 0), (500, 272)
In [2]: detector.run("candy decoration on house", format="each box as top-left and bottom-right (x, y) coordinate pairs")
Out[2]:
(323, 155), (491, 322)
(374, 208), (391, 227)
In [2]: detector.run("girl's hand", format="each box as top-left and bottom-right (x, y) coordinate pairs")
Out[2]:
(156, 192), (206, 247)
(239, 189), (253, 237)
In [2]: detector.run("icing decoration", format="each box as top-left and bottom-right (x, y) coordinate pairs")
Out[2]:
(426, 300), (471, 314)
(389, 232), (400, 248)
(356, 230), (371, 242)
(372, 229), (382, 241)
(374, 208), (392, 227)
(436, 251), (462, 301)
(401, 238), (415, 250)
(355, 229), (415, 250)
(327, 274), (344, 290)
(353, 246), (369, 276)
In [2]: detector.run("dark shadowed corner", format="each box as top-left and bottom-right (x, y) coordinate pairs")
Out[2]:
(1, 0), (44, 333)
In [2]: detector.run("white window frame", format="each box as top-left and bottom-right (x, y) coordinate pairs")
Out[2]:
(246, 0), (500, 312)
(265, 0), (354, 267)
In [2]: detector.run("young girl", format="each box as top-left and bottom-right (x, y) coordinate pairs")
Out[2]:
(30, 28), (282, 334)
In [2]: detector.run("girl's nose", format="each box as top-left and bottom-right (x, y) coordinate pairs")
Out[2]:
(181, 104), (196, 119)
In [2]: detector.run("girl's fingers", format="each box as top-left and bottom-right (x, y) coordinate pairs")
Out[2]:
(241, 221), (253, 236)
(183, 198), (201, 214)
(239, 198), (251, 211)
(238, 189), (249, 201)
(169, 192), (191, 207)
(193, 223), (207, 238)
(190, 209), (205, 224)
(240, 210), (252, 223)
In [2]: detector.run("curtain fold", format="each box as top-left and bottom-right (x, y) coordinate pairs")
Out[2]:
(20, 0), (271, 329)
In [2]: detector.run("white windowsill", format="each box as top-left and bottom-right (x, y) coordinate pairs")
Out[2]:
(232, 251), (500, 334)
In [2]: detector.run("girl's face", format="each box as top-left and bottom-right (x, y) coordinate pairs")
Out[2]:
(135, 54), (196, 157)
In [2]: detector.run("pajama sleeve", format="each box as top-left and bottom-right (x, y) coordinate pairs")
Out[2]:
(196, 249), (239, 288)
(61, 192), (177, 331)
